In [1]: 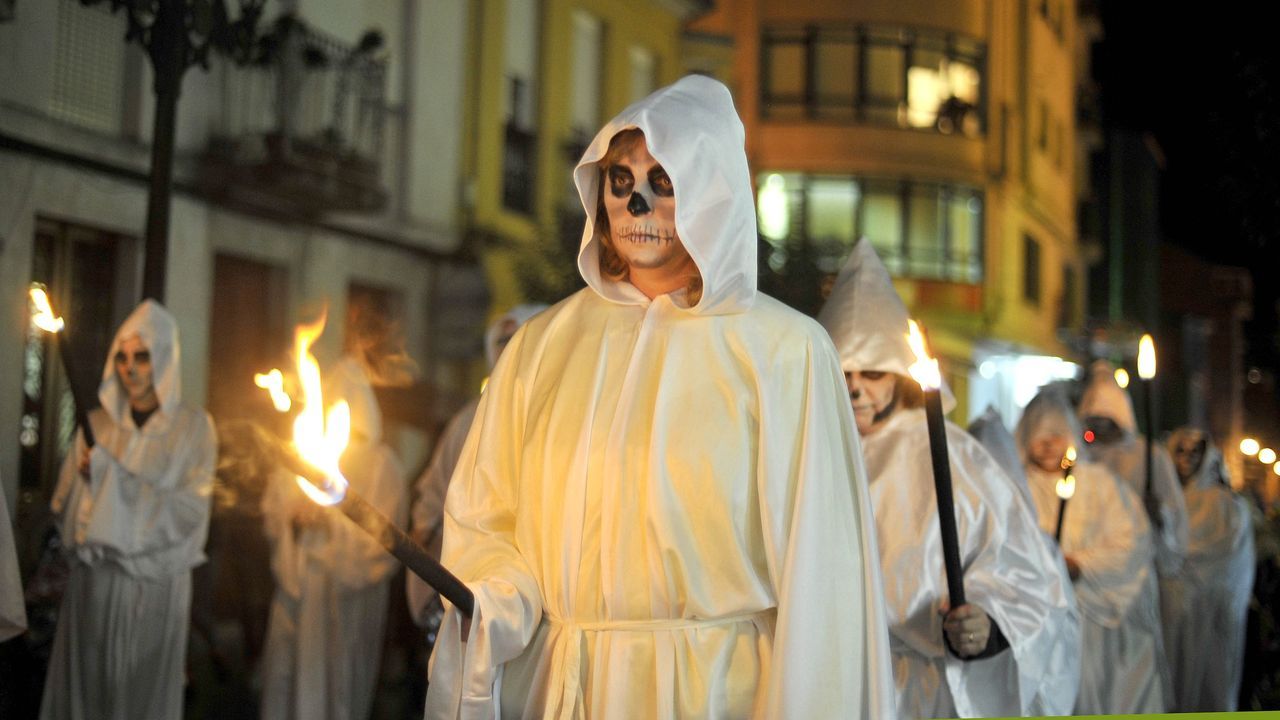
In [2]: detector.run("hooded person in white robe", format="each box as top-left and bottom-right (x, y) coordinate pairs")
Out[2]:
(260, 353), (408, 720)
(1163, 428), (1255, 711)
(1078, 358), (1185, 693)
(40, 300), (217, 720)
(408, 304), (547, 627)
(1, 474), (27, 642)
(817, 240), (1079, 719)
(1016, 387), (1166, 714)
(424, 75), (895, 719)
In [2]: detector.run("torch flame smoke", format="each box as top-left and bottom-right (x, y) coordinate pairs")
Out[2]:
(28, 286), (65, 334)
(906, 319), (942, 390)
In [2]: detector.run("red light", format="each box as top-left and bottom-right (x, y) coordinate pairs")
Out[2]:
(1084, 430), (1095, 443)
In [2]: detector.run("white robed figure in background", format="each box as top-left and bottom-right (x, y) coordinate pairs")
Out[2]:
(818, 241), (1079, 719)
(1016, 387), (1166, 714)
(1, 471), (28, 642)
(260, 355), (408, 720)
(1164, 427), (1255, 711)
(41, 300), (217, 720)
(1079, 358), (1187, 684)
(426, 75), (894, 718)
(408, 304), (546, 627)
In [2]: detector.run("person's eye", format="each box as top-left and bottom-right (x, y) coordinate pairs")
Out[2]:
(114, 352), (126, 364)
(608, 168), (634, 197)
(649, 169), (674, 197)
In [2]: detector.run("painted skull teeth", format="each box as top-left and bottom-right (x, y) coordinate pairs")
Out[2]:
(619, 226), (675, 244)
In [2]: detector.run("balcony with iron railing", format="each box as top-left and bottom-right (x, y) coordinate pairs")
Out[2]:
(199, 14), (388, 217)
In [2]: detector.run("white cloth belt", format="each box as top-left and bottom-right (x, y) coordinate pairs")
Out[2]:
(541, 610), (771, 720)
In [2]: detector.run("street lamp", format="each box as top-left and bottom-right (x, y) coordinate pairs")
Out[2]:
(1241, 438), (1261, 456)
(1260, 448), (1277, 465)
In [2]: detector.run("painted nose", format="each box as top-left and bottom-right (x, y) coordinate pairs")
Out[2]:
(627, 191), (650, 216)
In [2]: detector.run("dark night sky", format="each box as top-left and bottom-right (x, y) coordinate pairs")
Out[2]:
(1096, 5), (1280, 374)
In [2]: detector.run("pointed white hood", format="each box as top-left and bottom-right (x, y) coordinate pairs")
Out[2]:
(484, 303), (548, 369)
(1078, 359), (1137, 434)
(1016, 386), (1088, 465)
(1166, 427), (1227, 490)
(98, 300), (182, 424)
(969, 405), (1027, 489)
(817, 239), (955, 409)
(573, 74), (756, 315)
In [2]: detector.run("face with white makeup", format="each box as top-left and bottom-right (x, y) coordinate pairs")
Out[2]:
(596, 129), (699, 300)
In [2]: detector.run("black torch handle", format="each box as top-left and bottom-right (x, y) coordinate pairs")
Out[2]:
(1054, 497), (1068, 543)
(53, 332), (95, 448)
(279, 450), (474, 617)
(924, 390), (966, 608)
(338, 492), (475, 617)
(1142, 381), (1162, 532)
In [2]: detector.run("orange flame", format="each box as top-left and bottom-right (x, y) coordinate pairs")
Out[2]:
(253, 369), (292, 412)
(905, 319), (942, 390)
(1061, 445), (1077, 471)
(28, 285), (65, 334)
(255, 310), (351, 506)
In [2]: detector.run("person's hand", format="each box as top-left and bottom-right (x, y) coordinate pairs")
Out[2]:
(1064, 555), (1082, 581)
(76, 443), (90, 476)
(940, 602), (992, 658)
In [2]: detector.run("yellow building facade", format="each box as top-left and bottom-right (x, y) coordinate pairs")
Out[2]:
(462, 0), (707, 316)
(694, 0), (1083, 420)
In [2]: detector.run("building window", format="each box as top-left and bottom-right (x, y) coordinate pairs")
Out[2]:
(761, 24), (985, 136)
(502, 0), (540, 214)
(1037, 100), (1050, 152)
(1023, 234), (1041, 304)
(51, 0), (127, 134)
(757, 173), (983, 283)
(629, 45), (657, 104)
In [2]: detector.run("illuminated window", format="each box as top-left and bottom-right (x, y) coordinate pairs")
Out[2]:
(757, 173), (983, 283)
(762, 24), (985, 136)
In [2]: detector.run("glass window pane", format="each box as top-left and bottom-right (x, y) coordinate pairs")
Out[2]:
(907, 48), (945, 128)
(907, 184), (943, 278)
(766, 40), (805, 99)
(865, 43), (904, 102)
(862, 189), (903, 273)
(807, 178), (859, 273)
(948, 192), (983, 282)
(757, 172), (801, 245)
(815, 39), (856, 110)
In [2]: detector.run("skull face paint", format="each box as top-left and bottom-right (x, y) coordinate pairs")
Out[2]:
(602, 138), (689, 272)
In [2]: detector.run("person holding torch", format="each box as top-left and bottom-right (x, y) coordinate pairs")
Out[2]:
(1016, 386), (1167, 714)
(817, 240), (1077, 719)
(40, 300), (217, 720)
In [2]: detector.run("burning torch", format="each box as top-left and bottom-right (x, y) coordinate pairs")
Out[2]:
(906, 319), (965, 608)
(1137, 334), (1161, 531)
(263, 313), (473, 617)
(28, 284), (96, 447)
(1054, 446), (1077, 543)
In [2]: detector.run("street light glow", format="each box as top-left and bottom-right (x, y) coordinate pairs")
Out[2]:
(1114, 367), (1130, 388)
(1241, 438), (1260, 456)
(1260, 448), (1277, 465)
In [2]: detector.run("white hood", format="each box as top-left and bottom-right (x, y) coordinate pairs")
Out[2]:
(573, 74), (756, 316)
(969, 405), (1028, 491)
(1078, 359), (1137, 434)
(817, 239), (954, 409)
(484, 303), (548, 369)
(1166, 427), (1227, 490)
(98, 300), (182, 424)
(1015, 385), (1088, 465)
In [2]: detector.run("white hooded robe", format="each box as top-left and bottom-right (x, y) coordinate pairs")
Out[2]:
(1, 473), (27, 642)
(260, 355), (408, 720)
(41, 300), (217, 720)
(1162, 430), (1255, 711)
(1017, 389), (1165, 715)
(817, 241), (1079, 719)
(424, 75), (895, 719)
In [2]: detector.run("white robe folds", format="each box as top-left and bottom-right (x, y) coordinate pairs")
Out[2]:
(408, 398), (479, 624)
(427, 75), (894, 720)
(261, 358), (408, 720)
(1162, 445), (1255, 711)
(41, 300), (216, 720)
(861, 409), (1079, 719)
(1026, 461), (1165, 715)
(1, 477), (26, 642)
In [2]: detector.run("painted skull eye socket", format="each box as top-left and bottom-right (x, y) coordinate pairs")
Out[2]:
(648, 167), (674, 197)
(608, 167), (634, 198)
